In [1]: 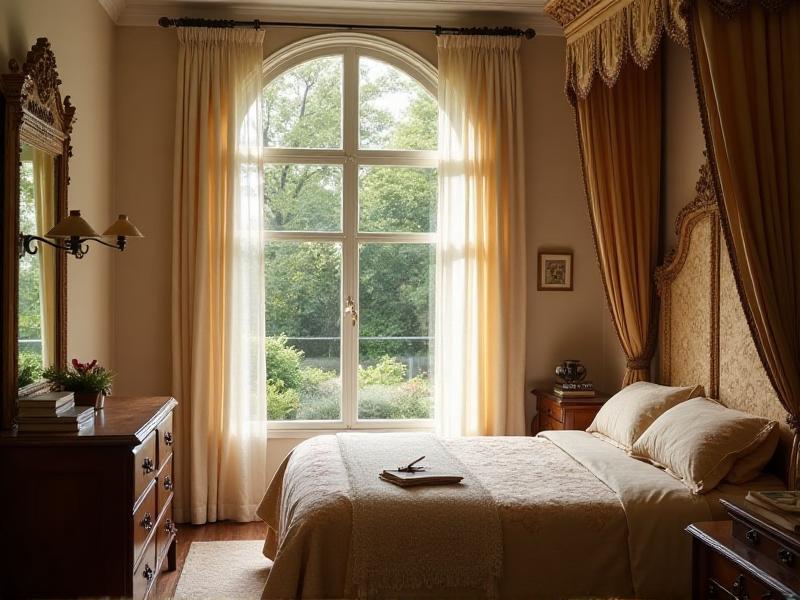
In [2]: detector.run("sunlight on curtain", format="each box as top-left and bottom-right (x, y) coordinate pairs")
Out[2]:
(32, 148), (56, 368)
(171, 27), (267, 523)
(435, 35), (527, 437)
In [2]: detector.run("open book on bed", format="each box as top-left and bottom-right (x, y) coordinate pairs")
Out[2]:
(379, 469), (463, 487)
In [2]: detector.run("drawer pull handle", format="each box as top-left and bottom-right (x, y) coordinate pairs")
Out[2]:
(142, 457), (155, 474)
(778, 548), (795, 565)
(164, 431), (174, 446)
(732, 574), (749, 600)
(163, 476), (174, 491)
(708, 581), (718, 598)
(140, 512), (154, 531)
(165, 518), (178, 535)
(745, 529), (760, 545)
(143, 564), (154, 582)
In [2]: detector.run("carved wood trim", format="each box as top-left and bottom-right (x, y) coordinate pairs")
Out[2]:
(0, 38), (72, 429)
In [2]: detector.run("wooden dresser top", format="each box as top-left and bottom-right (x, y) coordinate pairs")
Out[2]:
(0, 396), (177, 447)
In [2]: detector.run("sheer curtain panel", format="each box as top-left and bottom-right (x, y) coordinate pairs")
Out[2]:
(171, 27), (267, 524)
(435, 35), (527, 437)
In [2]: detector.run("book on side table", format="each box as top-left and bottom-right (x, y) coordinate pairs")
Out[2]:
(745, 491), (800, 532)
(553, 382), (596, 398)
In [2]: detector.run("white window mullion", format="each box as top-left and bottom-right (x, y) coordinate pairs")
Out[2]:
(341, 47), (360, 429)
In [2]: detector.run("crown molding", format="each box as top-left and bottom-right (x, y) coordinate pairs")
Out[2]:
(97, 0), (128, 22)
(114, 0), (564, 35)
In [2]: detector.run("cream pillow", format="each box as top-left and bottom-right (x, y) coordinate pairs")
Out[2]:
(631, 397), (779, 494)
(586, 381), (704, 452)
(726, 424), (781, 484)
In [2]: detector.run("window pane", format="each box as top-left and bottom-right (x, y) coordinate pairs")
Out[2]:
(359, 166), (436, 233)
(264, 56), (342, 149)
(18, 161), (44, 386)
(359, 57), (437, 151)
(265, 164), (342, 231)
(266, 241), (341, 421)
(358, 243), (434, 420)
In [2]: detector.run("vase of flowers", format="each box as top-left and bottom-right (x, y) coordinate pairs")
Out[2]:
(43, 359), (114, 410)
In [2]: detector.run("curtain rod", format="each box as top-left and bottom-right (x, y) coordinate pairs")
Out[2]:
(157, 17), (536, 39)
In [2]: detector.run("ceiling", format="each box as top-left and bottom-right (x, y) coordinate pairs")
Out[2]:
(98, 0), (562, 35)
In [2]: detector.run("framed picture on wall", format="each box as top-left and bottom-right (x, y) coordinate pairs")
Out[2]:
(538, 251), (573, 291)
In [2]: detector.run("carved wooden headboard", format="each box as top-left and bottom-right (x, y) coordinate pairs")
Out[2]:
(655, 163), (794, 485)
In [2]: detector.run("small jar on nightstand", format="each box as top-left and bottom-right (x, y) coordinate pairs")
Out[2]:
(530, 388), (610, 436)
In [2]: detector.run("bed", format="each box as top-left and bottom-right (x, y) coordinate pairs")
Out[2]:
(256, 163), (796, 599)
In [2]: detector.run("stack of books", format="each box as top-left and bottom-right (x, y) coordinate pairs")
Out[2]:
(553, 381), (596, 398)
(16, 392), (95, 433)
(745, 490), (800, 533)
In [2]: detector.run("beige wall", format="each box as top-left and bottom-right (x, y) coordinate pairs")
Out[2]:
(113, 27), (612, 472)
(663, 39), (706, 254)
(521, 36), (620, 414)
(0, 0), (116, 367)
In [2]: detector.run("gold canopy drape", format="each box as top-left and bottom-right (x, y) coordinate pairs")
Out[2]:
(575, 54), (662, 386)
(686, 0), (800, 477)
(546, 0), (669, 387)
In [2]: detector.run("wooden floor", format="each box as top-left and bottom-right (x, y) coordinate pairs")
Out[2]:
(154, 520), (269, 599)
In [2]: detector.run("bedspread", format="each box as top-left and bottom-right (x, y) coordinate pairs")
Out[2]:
(257, 432), (719, 599)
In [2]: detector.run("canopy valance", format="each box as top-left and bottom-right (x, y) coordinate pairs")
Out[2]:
(545, 0), (687, 98)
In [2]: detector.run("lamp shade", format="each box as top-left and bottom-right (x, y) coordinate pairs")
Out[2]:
(102, 214), (143, 238)
(46, 210), (100, 239)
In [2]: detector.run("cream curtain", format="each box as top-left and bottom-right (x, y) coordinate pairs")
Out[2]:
(435, 35), (527, 437)
(31, 149), (56, 368)
(575, 53), (662, 387)
(171, 27), (267, 524)
(687, 0), (800, 472)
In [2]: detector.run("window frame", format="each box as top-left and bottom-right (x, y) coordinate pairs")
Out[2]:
(263, 34), (438, 435)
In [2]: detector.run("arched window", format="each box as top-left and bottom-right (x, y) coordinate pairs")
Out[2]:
(263, 34), (438, 429)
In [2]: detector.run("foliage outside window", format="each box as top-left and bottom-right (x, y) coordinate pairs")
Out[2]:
(263, 38), (438, 427)
(18, 161), (44, 388)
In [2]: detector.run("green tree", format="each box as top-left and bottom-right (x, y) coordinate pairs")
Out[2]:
(263, 55), (437, 420)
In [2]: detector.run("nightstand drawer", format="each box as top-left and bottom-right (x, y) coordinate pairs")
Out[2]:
(538, 395), (564, 423)
(133, 430), (158, 501)
(539, 415), (564, 432)
(732, 516), (800, 577)
(707, 548), (779, 599)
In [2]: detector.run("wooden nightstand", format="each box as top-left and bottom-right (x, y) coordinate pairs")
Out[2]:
(687, 499), (800, 599)
(530, 388), (609, 436)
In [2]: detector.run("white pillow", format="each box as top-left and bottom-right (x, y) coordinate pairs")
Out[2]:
(631, 397), (779, 494)
(587, 381), (704, 452)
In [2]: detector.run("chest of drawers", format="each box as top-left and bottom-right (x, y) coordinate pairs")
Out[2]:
(0, 396), (178, 599)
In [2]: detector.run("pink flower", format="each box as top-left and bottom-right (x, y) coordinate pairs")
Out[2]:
(71, 358), (98, 374)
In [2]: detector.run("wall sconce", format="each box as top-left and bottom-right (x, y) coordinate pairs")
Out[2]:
(20, 210), (144, 259)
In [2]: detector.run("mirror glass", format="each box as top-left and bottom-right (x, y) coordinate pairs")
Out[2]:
(17, 143), (57, 389)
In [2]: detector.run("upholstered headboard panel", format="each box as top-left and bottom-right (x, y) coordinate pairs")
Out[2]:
(656, 163), (792, 484)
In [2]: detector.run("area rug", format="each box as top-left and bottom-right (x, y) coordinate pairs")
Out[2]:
(173, 540), (272, 599)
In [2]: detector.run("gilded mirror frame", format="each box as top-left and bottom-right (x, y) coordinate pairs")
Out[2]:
(0, 38), (73, 429)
